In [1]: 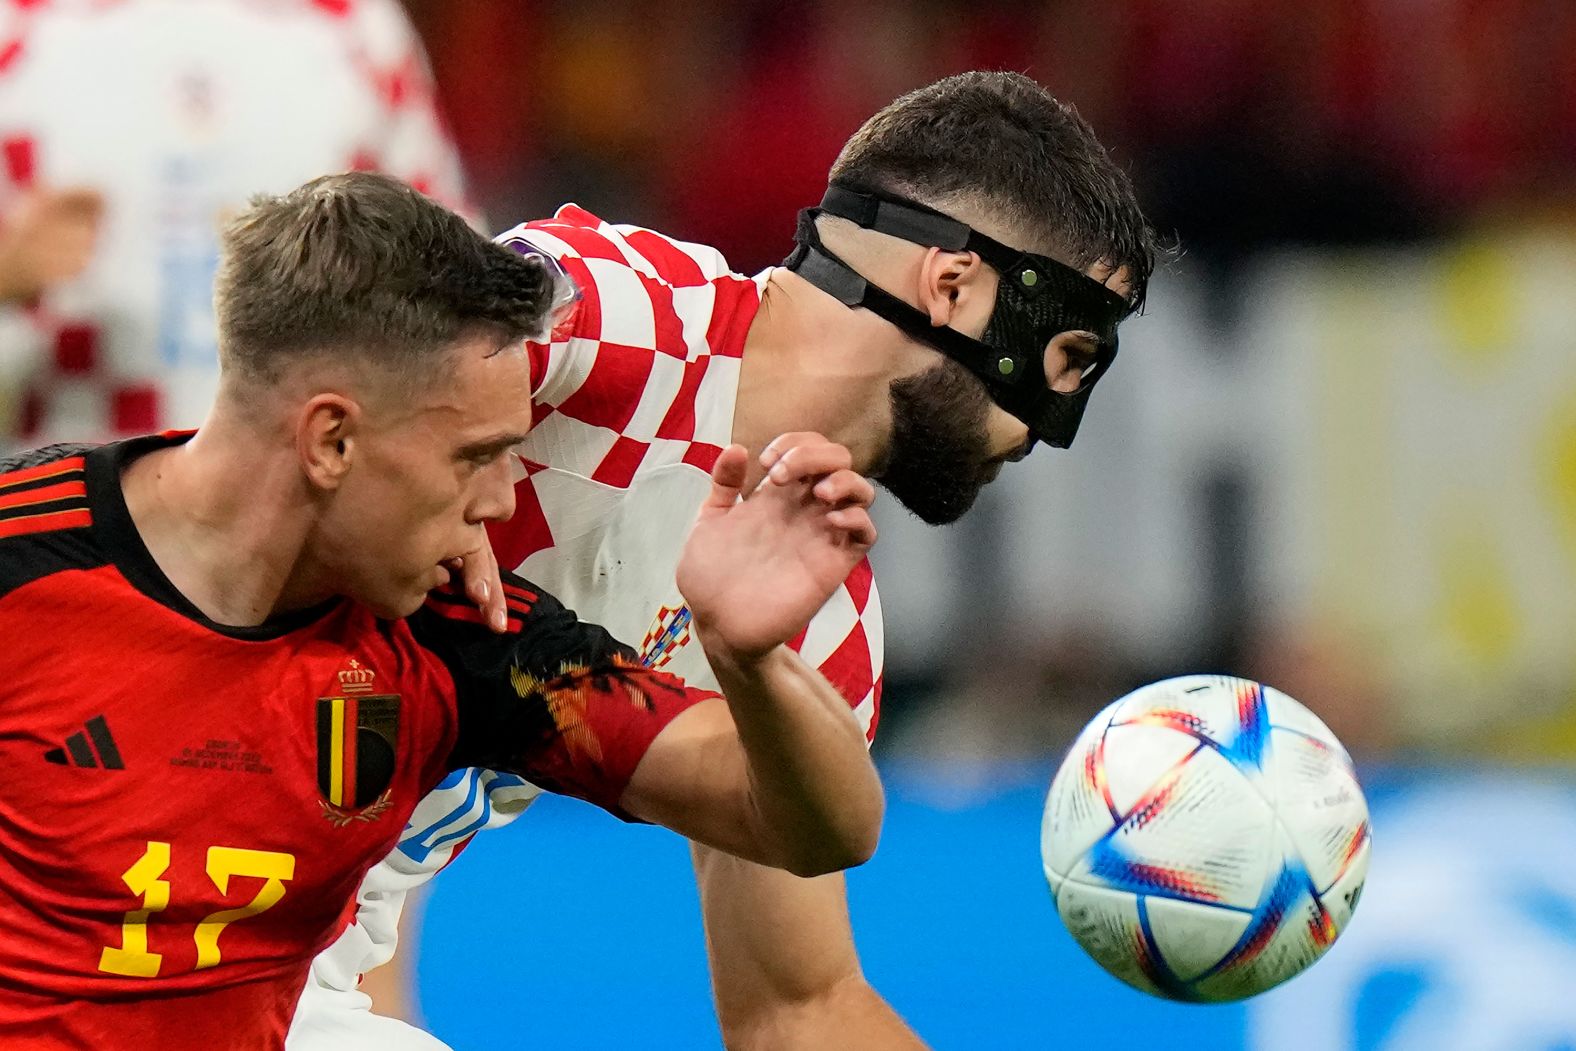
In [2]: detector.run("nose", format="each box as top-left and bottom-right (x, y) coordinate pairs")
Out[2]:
(467, 455), (518, 525)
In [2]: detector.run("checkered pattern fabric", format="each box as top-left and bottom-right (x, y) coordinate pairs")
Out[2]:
(299, 211), (886, 1016)
(494, 208), (750, 506)
(0, 0), (471, 448)
(494, 205), (883, 739)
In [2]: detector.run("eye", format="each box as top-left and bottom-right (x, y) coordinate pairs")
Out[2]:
(1069, 345), (1101, 380)
(1043, 338), (1102, 394)
(459, 448), (503, 471)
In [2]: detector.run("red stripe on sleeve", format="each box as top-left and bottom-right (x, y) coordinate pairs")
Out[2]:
(0, 456), (84, 491)
(499, 582), (537, 606)
(0, 478), (84, 511)
(421, 599), (523, 635)
(0, 506), (91, 539)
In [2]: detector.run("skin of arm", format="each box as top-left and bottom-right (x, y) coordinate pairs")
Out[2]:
(444, 435), (884, 876)
(677, 437), (924, 1047)
(619, 652), (881, 878)
(619, 436), (885, 877)
(362, 439), (889, 1022)
(695, 847), (929, 1051)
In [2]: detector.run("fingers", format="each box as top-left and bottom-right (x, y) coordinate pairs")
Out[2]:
(702, 444), (750, 512)
(811, 469), (874, 510)
(758, 432), (853, 489)
(755, 434), (878, 548)
(453, 538), (507, 633)
(825, 506), (878, 547)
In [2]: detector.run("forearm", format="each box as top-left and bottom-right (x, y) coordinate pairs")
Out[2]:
(725, 978), (926, 1051)
(694, 844), (928, 1051)
(703, 637), (883, 877)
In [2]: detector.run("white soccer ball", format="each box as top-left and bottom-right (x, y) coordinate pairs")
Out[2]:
(1041, 675), (1371, 1002)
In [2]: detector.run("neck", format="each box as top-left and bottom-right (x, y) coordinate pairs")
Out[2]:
(734, 268), (898, 483)
(120, 412), (329, 626)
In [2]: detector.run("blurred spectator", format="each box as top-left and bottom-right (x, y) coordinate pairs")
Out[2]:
(412, 0), (1576, 270)
(0, 0), (470, 448)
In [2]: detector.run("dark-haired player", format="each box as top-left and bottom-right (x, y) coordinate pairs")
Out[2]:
(0, 171), (884, 1050)
(300, 73), (1160, 1050)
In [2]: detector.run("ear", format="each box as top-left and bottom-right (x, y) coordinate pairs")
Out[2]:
(296, 394), (361, 492)
(914, 247), (994, 331)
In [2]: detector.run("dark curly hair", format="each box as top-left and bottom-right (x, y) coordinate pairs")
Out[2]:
(831, 71), (1162, 308)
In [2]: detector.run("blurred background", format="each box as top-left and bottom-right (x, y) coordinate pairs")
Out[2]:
(3, 0), (1573, 1047)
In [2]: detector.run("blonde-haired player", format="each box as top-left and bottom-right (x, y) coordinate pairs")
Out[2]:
(294, 71), (1160, 1049)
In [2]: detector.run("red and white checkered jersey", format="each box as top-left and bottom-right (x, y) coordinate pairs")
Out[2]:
(291, 210), (884, 1038)
(494, 205), (884, 731)
(0, 0), (470, 449)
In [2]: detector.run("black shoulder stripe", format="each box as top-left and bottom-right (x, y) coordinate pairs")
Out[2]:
(0, 528), (109, 601)
(0, 444), (106, 600)
(0, 494), (91, 523)
(0, 442), (97, 477)
(0, 462), (86, 499)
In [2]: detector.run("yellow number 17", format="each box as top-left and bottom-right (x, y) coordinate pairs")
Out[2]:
(98, 841), (296, 978)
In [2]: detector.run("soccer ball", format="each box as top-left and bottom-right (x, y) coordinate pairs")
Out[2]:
(1041, 675), (1371, 1002)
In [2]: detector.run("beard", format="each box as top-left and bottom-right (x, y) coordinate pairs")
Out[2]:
(874, 358), (1002, 525)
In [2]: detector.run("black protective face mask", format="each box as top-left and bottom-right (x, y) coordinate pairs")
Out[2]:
(783, 183), (1136, 449)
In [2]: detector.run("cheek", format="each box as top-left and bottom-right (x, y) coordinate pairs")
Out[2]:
(359, 463), (463, 544)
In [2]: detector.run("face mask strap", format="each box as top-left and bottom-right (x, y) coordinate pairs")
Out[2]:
(784, 186), (1132, 448)
(786, 211), (1035, 389)
(819, 184), (1131, 326)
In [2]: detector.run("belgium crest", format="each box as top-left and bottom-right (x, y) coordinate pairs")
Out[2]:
(316, 659), (400, 824)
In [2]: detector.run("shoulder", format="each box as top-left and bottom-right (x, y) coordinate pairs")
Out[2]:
(497, 206), (739, 291)
(500, 209), (761, 473)
(0, 443), (103, 600)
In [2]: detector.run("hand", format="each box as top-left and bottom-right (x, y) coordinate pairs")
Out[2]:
(677, 434), (877, 663)
(0, 187), (103, 303)
(445, 532), (507, 633)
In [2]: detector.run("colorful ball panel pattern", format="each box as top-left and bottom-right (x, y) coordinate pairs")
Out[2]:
(1041, 675), (1371, 1002)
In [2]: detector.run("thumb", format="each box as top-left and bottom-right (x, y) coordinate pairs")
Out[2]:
(700, 444), (749, 515)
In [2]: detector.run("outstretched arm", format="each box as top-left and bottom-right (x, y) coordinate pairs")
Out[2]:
(625, 437), (884, 873)
(436, 435), (884, 878)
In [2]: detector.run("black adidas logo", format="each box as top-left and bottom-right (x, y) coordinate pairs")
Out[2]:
(44, 715), (124, 770)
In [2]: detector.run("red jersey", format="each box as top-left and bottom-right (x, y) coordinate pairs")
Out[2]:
(0, 435), (709, 1049)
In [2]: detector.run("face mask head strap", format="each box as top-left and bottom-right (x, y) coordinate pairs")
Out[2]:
(784, 183), (1135, 448)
